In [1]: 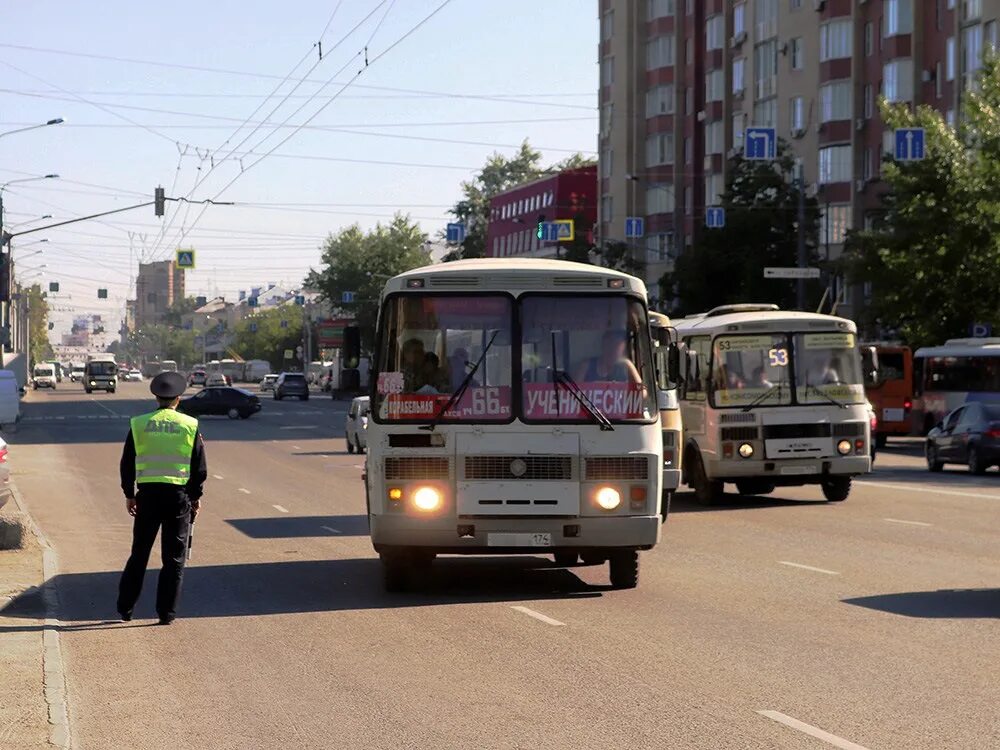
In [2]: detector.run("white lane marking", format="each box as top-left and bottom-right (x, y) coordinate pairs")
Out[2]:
(320, 525), (341, 534)
(279, 425), (319, 430)
(292, 445), (302, 450)
(884, 517), (932, 527)
(858, 480), (1000, 501)
(238, 488), (251, 495)
(273, 504), (289, 513)
(353, 463), (365, 469)
(510, 606), (565, 626)
(757, 710), (870, 750)
(212, 474), (224, 480)
(90, 398), (120, 417)
(778, 561), (840, 576)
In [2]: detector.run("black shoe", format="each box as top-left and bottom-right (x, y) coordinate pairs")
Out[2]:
(119, 611), (133, 622)
(157, 616), (175, 626)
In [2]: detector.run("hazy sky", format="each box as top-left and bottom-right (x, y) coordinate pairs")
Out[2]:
(1, 0), (597, 337)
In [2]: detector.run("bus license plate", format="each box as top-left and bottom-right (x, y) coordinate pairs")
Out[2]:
(780, 465), (816, 476)
(487, 533), (552, 547)
(883, 408), (904, 422)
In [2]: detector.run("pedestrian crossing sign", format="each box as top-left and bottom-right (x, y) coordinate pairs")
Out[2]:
(176, 248), (196, 269)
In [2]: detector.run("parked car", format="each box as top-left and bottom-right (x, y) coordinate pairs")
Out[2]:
(926, 402), (1000, 474)
(188, 369), (207, 387)
(274, 372), (308, 401)
(205, 372), (229, 387)
(125, 370), (143, 382)
(0, 371), (21, 431)
(259, 374), (279, 392)
(32, 364), (57, 390)
(177, 387), (262, 419)
(69, 364), (85, 382)
(345, 396), (370, 454)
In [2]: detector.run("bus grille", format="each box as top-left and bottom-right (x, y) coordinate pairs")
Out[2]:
(721, 426), (760, 441)
(719, 412), (756, 424)
(763, 424), (832, 439)
(585, 456), (648, 480)
(832, 422), (865, 437)
(464, 456), (572, 481)
(385, 457), (450, 480)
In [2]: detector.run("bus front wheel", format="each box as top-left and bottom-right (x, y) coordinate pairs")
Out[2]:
(608, 551), (639, 589)
(821, 476), (851, 502)
(689, 452), (724, 506)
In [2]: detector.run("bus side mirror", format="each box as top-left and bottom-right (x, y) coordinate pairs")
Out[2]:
(862, 345), (880, 387)
(668, 344), (681, 383)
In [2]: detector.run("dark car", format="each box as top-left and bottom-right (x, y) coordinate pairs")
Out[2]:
(926, 402), (1000, 474)
(188, 369), (207, 387)
(178, 386), (262, 420)
(274, 372), (309, 401)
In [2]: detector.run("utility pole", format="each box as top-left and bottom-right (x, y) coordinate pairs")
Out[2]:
(796, 163), (807, 311)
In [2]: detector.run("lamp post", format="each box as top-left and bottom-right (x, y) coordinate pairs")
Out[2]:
(8, 214), (52, 230)
(0, 118), (64, 141)
(1, 175), (60, 240)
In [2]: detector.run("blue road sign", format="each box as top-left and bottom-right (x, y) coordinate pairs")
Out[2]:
(894, 128), (925, 161)
(294, 294), (306, 306)
(249, 323), (258, 333)
(706, 206), (726, 229)
(341, 291), (356, 304)
(540, 222), (561, 242)
(625, 217), (645, 239)
(446, 222), (466, 243)
(175, 249), (195, 269)
(745, 127), (776, 160)
(970, 322), (993, 338)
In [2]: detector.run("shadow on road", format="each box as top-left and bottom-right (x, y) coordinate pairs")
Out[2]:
(226, 515), (369, 537)
(670, 491), (829, 513)
(843, 589), (1000, 619)
(0, 556), (602, 627)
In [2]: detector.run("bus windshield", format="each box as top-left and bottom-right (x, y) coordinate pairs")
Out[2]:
(521, 296), (656, 422)
(795, 332), (864, 404)
(87, 362), (117, 376)
(712, 333), (793, 407)
(374, 294), (513, 422)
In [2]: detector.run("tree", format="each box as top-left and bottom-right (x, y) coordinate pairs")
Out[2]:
(163, 297), (202, 328)
(307, 214), (430, 350)
(231, 307), (305, 370)
(26, 284), (53, 365)
(842, 56), (1000, 346)
(660, 141), (822, 315)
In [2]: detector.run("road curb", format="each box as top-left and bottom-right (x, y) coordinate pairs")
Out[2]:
(10, 481), (72, 750)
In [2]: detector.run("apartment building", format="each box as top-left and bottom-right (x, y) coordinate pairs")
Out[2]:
(599, 0), (1000, 311)
(134, 260), (185, 329)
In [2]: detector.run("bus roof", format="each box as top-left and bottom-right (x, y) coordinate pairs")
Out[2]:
(383, 258), (647, 298)
(675, 309), (857, 334)
(914, 338), (1000, 358)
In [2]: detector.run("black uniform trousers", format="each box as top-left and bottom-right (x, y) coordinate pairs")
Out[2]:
(117, 485), (192, 620)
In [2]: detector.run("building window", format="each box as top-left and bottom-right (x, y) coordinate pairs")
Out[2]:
(704, 174), (724, 206)
(884, 0), (913, 37)
(684, 187), (693, 215)
(864, 84), (874, 118)
(732, 58), (746, 94)
(987, 21), (999, 52)
(862, 147), (874, 181)
(686, 38), (694, 65)
(755, 0), (778, 40)
(645, 133), (675, 166)
(706, 120), (724, 155)
(647, 0), (675, 19)
(646, 85), (675, 117)
(732, 112), (745, 146)
(946, 37), (956, 80)
(492, 237), (499, 255)
(706, 69), (724, 102)
(820, 204), (853, 246)
(601, 195), (612, 223)
(706, 15), (724, 50)
(646, 233), (675, 263)
(601, 56), (614, 86)
(790, 38), (804, 70)
(753, 97), (777, 127)
(883, 59), (914, 102)
(733, 3), (746, 35)
(819, 145), (852, 184)
(790, 96), (805, 132)
(820, 20), (852, 61)
(601, 147), (613, 178)
(646, 184), (675, 215)
(684, 136), (692, 164)
(646, 35), (676, 70)
(946, 109), (956, 127)
(820, 80), (852, 122)
(601, 102), (613, 135)
(936, 62), (943, 98)
(963, 24), (983, 80)
(601, 10), (614, 41)
(963, 0), (981, 22)
(754, 40), (778, 98)
(685, 87), (694, 114)
(790, 0), (802, 8)
(865, 23), (874, 56)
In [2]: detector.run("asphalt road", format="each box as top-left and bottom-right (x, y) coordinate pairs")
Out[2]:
(3, 382), (999, 749)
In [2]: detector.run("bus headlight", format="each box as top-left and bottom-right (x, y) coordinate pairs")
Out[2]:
(837, 439), (852, 455)
(89, 380), (97, 386)
(595, 486), (622, 510)
(738, 443), (754, 459)
(412, 486), (442, 512)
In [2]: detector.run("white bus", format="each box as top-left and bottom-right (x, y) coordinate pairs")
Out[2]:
(648, 312), (683, 520)
(913, 338), (1000, 434)
(675, 304), (872, 505)
(365, 259), (674, 591)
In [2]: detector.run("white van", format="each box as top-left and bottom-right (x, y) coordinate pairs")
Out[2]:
(0, 370), (22, 431)
(32, 364), (57, 390)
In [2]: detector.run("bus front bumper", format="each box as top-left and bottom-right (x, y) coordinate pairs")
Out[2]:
(370, 514), (661, 554)
(706, 456), (871, 481)
(663, 467), (681, 493)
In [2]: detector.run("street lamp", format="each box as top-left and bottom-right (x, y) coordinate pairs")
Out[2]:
(1, 175), (60, 195)
(0, 118), (64, 140)
(9, 214), (52, 229)
(15, 249), (44, 263)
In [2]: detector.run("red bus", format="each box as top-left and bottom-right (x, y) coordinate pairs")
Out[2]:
(863, 344), (913, 446)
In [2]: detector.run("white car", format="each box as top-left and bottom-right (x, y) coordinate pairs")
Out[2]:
(205, 372), (229, 387)
(125, 370), (143, 382)
(259, 374), (279, 392)
(32, 365), (57, 390)
(345, 396), (370, 454)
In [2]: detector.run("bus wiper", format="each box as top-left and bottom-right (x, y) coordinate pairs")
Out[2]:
(742, 383), (784, 412)
(805, 380), (848, 409)
(554, 370), (614, 431)
(420, 330), (499, 431)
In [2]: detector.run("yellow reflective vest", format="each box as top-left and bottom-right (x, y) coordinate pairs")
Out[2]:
(130, 408), (198, 485)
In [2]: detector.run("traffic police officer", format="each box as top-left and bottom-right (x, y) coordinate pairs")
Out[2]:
(117, 371), (207, 625)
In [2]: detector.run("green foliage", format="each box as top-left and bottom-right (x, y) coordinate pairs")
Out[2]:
(129, 325), (198, 366)
(231, 307), (305, 370)
(306, 214), (430, 350)
(843, 55), (1000, 346)
(26, 284), (53, 365)
(660, 140), (822, 315)
(163, 297), (202, 328)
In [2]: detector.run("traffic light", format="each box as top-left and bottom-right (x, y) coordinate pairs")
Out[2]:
(535, 214), (546, 240)
(98, 288), (108, 299)
(154, 186), (165, 217)
(343, 325), (361, 369)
